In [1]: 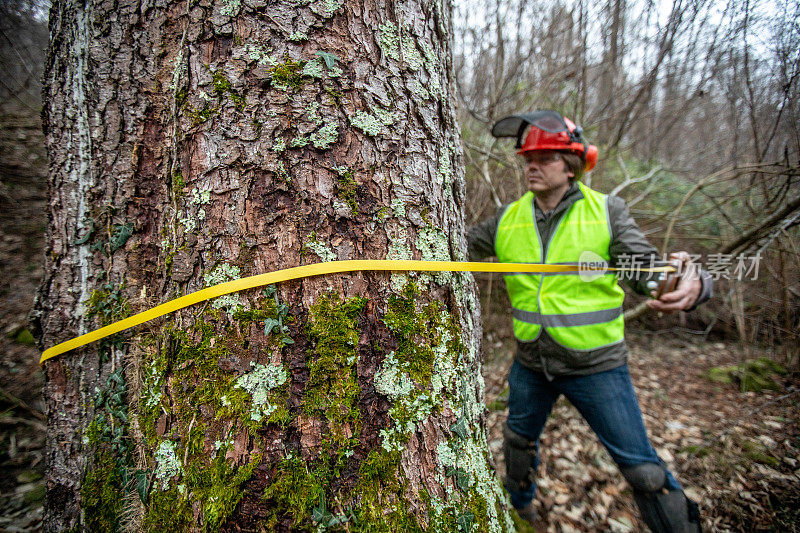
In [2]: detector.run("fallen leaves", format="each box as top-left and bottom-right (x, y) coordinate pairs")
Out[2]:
(482, 330), (800, 532)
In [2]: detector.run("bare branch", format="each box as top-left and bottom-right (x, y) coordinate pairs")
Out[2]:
(610, 154), (662, 197)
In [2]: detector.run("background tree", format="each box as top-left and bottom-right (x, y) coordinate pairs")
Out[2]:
(35, 0), (511, 530)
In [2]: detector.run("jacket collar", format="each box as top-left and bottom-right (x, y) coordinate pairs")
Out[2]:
(534, 181), (584, 221)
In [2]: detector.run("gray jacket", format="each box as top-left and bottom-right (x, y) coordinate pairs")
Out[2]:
(467, 182), (713, 378)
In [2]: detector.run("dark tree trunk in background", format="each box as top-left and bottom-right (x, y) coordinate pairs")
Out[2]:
(37, 0), (511, 530)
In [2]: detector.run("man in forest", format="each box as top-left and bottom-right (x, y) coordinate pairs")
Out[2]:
(467, 111), (712, 532)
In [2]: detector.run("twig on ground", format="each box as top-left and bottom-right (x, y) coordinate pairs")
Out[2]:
(0, 386), (44, 421)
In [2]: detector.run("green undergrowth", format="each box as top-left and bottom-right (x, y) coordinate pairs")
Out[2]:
(14, 327), (35, 345)
(486, 386), (509, 412)
(740, 438), (781, 468)
(680, 432), (783, 480)
(706, 357), (788, 392)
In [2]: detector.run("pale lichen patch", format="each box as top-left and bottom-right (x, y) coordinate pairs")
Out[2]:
(374, 351), (414, 399)
(401, 34), (424, 70)
(169, 49), (186, 92)
(310, 0), (341, 18)
(372, 106), (396, 126)
(154, 440), (182, 490)
(417, 227), (450, 261)
(431, 320), (459, 398)
(387, 227), (412, 292)
(417, 227), (452, 284)
(177, 187), (212, 232)
(304, 237), (336, 262)
(203, 263), (242, 313)
(305, 101), (322, 124)
(244, 44), (278, 66)
(350, 111), (384, 136)
(310, 121), (338, 149)
(219, 0), (241, 17)
(235, 363), (289, 422)
(378, 22), (400, 61)
(271, 137), (286, 153)
(436, 432), (508, 532)
(191, 188), (211, 206)
(411, 80), (430, 100)
(387, 228), (411, 261)
(421, 41), (443, 98)
(302, 58), (324, 78)
(142, 361), (164, 410)
(439, 152), (452, 187)
(350, 105), (396, 137)
(289, 136), (309, 148)
(391, 198), (406, 218)
(177, 212), (196, 233)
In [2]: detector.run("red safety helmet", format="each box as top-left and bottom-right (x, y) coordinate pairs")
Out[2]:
(491, 110), (598, 172)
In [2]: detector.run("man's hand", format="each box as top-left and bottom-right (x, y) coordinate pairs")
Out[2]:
(646, 251), (702, 313)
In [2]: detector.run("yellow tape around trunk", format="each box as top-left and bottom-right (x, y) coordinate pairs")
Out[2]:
(40, 259), (675, 366)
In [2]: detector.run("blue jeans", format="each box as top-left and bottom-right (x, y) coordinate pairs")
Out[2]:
(506, 359), (681, 509)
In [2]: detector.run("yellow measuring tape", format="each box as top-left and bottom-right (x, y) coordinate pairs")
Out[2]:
(40, 259), (675, 366)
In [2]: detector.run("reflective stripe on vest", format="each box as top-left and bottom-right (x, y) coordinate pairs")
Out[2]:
(495, 183), (626, 350)
(512, 305), (623, 327)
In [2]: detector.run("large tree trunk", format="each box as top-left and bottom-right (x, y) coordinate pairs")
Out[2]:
(36, 0), (511, 530)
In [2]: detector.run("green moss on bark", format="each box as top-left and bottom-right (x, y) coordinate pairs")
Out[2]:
(383, 283), (463, 386)
(81, 450), (124, 532)
(81, 368), (139, 531)
(269, 60), (307, 90)
(136, 293), (294, 530)
(145, 447), (261, 531)
(333, 167), (359, 214)
(211, 70), (245, 111)
(304, 292), (365, 449)
(259, 448), (424, 531)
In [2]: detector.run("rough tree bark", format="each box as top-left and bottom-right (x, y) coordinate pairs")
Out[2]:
(36, 0), (511, 531)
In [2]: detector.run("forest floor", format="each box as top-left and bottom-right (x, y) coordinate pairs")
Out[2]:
(0, 101), (48, 533)
(482, 330), (800, 533)
(1, 103), (799, 532)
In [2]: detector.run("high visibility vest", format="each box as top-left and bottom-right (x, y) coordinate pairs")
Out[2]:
(495, 183), (625, 350)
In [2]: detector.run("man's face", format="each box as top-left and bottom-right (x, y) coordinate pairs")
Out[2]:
(523, 150), (574, 194)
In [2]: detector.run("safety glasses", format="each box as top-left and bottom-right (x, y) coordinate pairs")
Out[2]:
(523, 151), (562, 165)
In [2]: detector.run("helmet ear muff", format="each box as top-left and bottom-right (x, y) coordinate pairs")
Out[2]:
(569, 125), (584, 144)
(584, 145), (598, 171)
